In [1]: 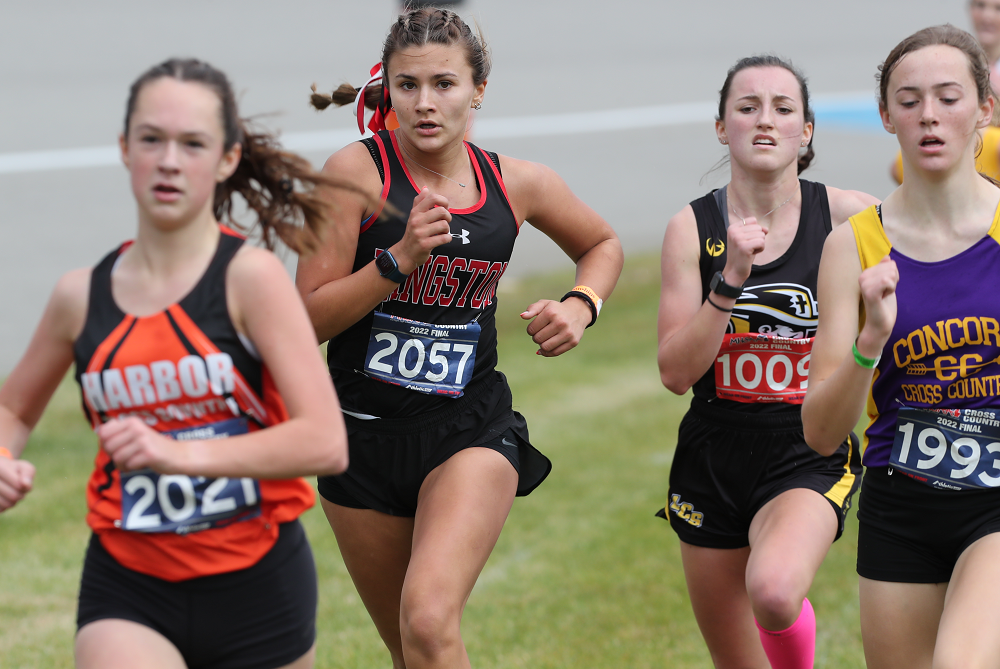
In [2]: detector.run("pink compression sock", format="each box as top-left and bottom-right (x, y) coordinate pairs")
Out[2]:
(754, 597), (816, 669)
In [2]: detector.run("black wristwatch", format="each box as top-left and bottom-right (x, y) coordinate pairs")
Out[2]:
(709, 271), (743, 299)
(375, 249), (409, 283)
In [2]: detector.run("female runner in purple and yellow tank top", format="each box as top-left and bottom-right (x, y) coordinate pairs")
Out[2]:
(804, 25), (1000, 669)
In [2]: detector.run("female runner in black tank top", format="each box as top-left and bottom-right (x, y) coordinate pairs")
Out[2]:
(297, 8), (622, 668)
(656, 56), (878, 669)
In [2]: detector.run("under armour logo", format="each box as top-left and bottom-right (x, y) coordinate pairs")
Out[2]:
(451, 229), (471, 244)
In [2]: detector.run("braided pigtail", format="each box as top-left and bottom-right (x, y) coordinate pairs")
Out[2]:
(308, 6), (491, 124)
(310, 82), (381, 112)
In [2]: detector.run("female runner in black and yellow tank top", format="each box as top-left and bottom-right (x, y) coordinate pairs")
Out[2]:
(656, 56), (878, 669)
(297, 7), (623, 668)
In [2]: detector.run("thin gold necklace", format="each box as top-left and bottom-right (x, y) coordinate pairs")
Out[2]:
(729, 186), (798, 227)
(398, 142), (469, 188)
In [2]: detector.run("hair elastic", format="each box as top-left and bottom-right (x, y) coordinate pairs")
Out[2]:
(355, 63), (392, 135)
(706, 295), (733, 313)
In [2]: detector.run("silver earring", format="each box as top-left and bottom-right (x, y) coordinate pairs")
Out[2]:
(473, 101), (482, 110)
(720, 139), (728, 145)
(801, 141), (807, 146)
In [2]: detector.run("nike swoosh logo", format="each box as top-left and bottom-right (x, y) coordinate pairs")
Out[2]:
(501, 438), (517, 447)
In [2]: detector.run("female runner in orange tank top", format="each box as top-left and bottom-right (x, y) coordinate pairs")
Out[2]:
(0, 59), (349, 669)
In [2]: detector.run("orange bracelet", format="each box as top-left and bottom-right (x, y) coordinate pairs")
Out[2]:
(560, 285), (604, 327)
(570, 285), (602, 312)
(0, 447), (12, 459)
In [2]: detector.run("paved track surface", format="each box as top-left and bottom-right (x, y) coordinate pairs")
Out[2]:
(0, 1), (971, 374)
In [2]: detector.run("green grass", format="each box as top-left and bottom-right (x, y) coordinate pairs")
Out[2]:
(0, 254), (866, 668)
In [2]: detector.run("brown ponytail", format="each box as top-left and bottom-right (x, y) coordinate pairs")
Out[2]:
(214, 120), (339, 253)
(125, 58), (371, 254)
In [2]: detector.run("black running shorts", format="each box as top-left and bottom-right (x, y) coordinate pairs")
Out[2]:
(318, 371), (551, 517)
(659, 398), (862, 549)
(857, 466), (1000, 583)
(77, 521), (317, 669)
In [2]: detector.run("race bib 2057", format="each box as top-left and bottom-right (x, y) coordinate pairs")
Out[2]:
(364, 312), (480, 397)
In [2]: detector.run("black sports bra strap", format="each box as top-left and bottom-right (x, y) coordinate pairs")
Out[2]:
(361, 137), (385, 184)
(713, 186), (730, 229)
(486, 150), (502, 176)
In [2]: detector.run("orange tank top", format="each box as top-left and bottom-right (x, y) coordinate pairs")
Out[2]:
(73, 227), (313, 582)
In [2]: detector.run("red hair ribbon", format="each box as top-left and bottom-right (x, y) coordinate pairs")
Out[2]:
(355, 63), (393, 135)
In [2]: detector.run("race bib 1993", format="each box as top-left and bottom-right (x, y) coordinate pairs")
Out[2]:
(890, 407), (1000, 491)
(364, 311), (480, 397)
(714, 334), (812, 403)
(119, 417), (262, 534)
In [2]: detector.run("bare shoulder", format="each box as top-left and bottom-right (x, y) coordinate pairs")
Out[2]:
(662, 204), (699, 254)
(322, 140), (384, 204)
(823, 219), (863, 269)
(494, 154), (557, 197)
(50, 267), (91, 341)
(226, 246), (304, 337)
(493, 154), (586, 228)
(495, 154), (549, 177)
(826, 186), (880, 227)
(228, 245), (289, 288)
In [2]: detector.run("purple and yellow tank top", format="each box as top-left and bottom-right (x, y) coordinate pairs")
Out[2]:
(852, 203), (1000, 466)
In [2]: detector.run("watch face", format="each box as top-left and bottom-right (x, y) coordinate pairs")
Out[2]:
(376, 251), (395, 276)
(711, 272), (741, 298)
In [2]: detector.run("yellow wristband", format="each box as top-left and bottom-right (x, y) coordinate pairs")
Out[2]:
(0, 447), (12, 459)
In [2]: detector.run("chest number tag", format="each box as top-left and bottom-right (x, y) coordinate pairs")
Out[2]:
(365, 312), (481, 397)
(119, 417), (262, 534)
(714, 334), (812, 403)
(890, 407), (1000, 491)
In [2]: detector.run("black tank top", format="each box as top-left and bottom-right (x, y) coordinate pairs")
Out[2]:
(691, 179), (831, 413)
(327, 130), (518, 418)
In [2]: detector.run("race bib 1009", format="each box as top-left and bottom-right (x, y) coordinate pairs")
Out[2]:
(714, 334), (812, 403)
(890, 407), (1000, 491)
(118, 417), (262, 534)
(364, 311), (480, 397)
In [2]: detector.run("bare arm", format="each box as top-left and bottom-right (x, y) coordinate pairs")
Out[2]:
(801, 224), (897, 455)
(98, 248), (350, 479)
(295, 143), (453, 342)
(827, 187), (881, 227)
(501, 157), (624, 356)
(657, 206), (765, 394)
(0, 269), (89, 510)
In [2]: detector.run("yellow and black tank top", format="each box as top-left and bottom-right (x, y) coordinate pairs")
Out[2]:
(691, 179), (832, 413)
